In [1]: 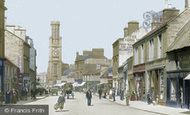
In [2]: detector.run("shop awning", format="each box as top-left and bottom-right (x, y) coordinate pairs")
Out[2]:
(184, 74), (190, 80)
(53, 83), (65, 87)
(73, 82), (86, 87)
(78, 82), (86, 86)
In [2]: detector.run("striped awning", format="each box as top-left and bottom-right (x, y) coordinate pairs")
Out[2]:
(184, 74), (190, 80)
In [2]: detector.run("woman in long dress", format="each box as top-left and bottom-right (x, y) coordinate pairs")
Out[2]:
(54, 92), (65, 111)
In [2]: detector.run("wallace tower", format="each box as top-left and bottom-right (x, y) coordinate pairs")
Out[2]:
(47, 21), (62, 85)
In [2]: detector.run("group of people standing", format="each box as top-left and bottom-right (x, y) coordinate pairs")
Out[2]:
(98, 88), (116, 101)
(0, 89), (19, 105)
(0, 87), (31, 105)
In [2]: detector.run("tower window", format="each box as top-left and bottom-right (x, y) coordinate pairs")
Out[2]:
(53, 63), (57, 74)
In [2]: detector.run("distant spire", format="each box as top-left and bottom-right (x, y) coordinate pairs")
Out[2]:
(185, 0), (189, 9)
(165, 0), (169, 8)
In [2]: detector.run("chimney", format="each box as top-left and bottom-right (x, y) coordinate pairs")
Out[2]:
(151, 21), (162, 30)
(128, 21), (139, 36)
(163, 8), (180, 22)
(123, 27), (128, 37)
(185, 0), (189, 9)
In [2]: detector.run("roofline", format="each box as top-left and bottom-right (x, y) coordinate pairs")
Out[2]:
(133, 9), (190, 47)
(167, 20), (190, 52)
(112, 38), (123, 46)
(133, 24), (167, 47)
(5, 29), (25, 43)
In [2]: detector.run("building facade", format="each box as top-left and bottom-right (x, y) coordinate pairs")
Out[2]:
(37, 72), (47, 88)
(75, 48), (111, 89)
(132, 7), (190, 105)
(112, 38), (122, 92)
(4, 59), (19, 93)
(27, 37), (37, 91)
(112, 21), (147, 96)
(5, 25), (31, 94)
(166, 18), (190, 108)
(0, 0), (5, 92)
(47, 21), (63, 85)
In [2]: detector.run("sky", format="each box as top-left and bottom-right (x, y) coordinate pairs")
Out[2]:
(5, 0), (184, 73)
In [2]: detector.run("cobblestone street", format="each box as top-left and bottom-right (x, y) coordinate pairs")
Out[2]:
(26, 93), (159, 115)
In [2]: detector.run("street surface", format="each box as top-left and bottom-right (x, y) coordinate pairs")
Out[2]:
(25, 92), (160, 115)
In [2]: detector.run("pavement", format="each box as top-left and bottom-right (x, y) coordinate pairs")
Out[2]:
(25, 92), (160, 115)
(107, 95), (190, 115)
(11, 93), (190, 115)
(16, 94), (48, 105)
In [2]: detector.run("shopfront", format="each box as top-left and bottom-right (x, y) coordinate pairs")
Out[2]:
(133, 64), (145, 101)
(148, 69), (164, 104)
(167, 71), (190, 108)
(0, 58), (4, 92)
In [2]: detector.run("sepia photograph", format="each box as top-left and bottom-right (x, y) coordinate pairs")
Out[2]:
(0, 0), (190, 115)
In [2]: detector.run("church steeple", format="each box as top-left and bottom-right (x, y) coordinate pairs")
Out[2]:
(51, 21), (60, 39)
(185, 0), (189, 9)
(165, 0), (169, 8)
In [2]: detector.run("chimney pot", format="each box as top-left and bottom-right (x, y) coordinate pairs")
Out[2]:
(163, 8), (180, 22)
(127, 21), (139, 36)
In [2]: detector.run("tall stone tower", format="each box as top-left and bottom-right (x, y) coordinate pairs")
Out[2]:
(47, 21), (62, 85)
(185, 0), (189, 9)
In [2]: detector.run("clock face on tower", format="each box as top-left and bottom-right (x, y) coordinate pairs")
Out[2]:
(52, 48), (59, 57)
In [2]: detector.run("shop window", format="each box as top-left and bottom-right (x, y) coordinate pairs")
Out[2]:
(170, 79), (177, 101)
(157, 34), (162, 58)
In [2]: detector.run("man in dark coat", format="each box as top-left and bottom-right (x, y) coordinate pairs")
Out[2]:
(86, 89), (92, 106)
(5, 90), (11, 104)
(0, 90), (3, 105)
(112, 88), (116, 101)
(98, 88), (102, 99)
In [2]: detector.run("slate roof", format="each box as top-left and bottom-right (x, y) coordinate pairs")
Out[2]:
(167, 19), (190, 52)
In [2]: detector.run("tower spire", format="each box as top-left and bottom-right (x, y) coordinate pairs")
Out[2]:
(165, 0), (168, 8)
(185, 0), (189, 9)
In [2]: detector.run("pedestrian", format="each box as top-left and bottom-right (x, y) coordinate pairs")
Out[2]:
(147, 90), (152, 104)
(0, 90), (3, 105)
(21, 88), (25, 100)
(103, 90), (107, 98)
(112, 88), (116, 101)
(120, 89), (124, 100)
(98, 88), (102, 99)
(54, 92), (66, 111)
(86, 89), (92, 106)
(12, 89), (17, 104)
(31, 89), (36, 100)
(23, 87), (28, 100)
(5, 89), (11, 104)
(109, 89), (112, 99)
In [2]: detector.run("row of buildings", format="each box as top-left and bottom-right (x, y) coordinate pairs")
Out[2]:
(44, 0), (190, 109)
(113, 0), (190, 109)
(74, 48), (112, 90)
(45, 21), (112, 91)
(0, 0), (37, 98)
